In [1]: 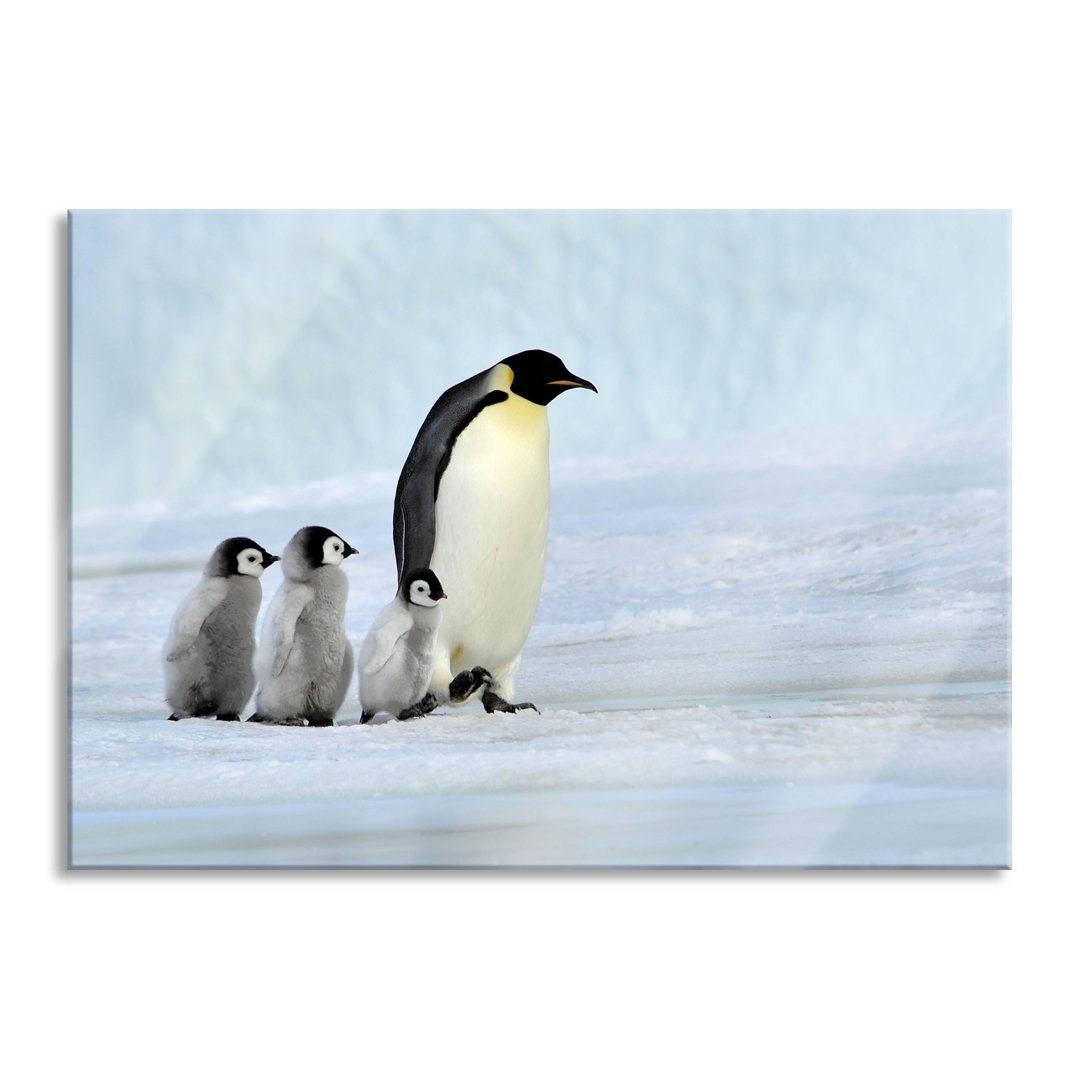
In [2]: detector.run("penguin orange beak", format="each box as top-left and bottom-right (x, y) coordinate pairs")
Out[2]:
(547, 375), (597, 393)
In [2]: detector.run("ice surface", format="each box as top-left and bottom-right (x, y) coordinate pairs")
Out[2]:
(69, 416), (1010, 866)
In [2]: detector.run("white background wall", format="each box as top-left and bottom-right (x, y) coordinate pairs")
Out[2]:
(8, 2), (1073, 1077)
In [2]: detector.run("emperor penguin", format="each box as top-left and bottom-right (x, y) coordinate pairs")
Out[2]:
(357, 568), (447, 722)
(163, 537), (280, 722)
(249, 525), (357, 727)
(393, 349), (596, 713)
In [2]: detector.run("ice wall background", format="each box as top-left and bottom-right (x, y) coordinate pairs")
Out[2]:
(70, 210), (1009, 513)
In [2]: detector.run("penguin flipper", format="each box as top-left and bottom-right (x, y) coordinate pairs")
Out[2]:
(393, 370), (508, 583)
(269, 585), (313, 677)
(331, 638), (354, 716)
(164, 578), (227, 660)
(359, 607), (412, 676)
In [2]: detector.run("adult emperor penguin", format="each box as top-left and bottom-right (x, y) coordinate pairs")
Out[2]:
(393, 349), (596, 713)
(249, 525), (357, 727)
(163, 537), (279, 722)
(357, 568), (447, 722)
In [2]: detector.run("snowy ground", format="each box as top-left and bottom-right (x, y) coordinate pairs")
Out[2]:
(69, 413), (1010, 867)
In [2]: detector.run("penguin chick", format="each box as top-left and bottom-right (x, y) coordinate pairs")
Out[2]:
(393, 349), (596, 713)
(249, 525), (357, 727)
(163, 537), (280, 722)
(357, 568), (447, 723)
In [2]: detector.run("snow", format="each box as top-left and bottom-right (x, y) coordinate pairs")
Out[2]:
(69, 414), (1009, 866)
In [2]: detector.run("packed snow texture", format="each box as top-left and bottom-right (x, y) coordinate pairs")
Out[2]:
(70, 420), (1009, 866)
(68, 210), (1009, 866)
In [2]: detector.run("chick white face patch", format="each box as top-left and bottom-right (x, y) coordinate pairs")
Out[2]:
(322, 536), (347, 566)
(409, 578), (441, 607)
(236, 547), (267, 577)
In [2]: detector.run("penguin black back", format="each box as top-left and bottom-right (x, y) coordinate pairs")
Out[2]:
(393, 368), (505, 583)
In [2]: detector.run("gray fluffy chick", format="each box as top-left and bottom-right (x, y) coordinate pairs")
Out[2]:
(163, 537), (279, 722)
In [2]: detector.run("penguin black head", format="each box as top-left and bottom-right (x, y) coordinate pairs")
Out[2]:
(207, 537), (279, 579)
(403, 568), (446, 607)
(501, 350), (597, 406)
(291, 525), (358, 569)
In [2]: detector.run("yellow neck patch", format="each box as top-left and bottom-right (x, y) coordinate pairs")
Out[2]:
(483, 362), (547, 431)
(490, 363), (514, 392)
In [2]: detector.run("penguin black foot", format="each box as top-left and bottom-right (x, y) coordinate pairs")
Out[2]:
(167, 713), (181, 722)
(216, 713), (240, 723)
(397, 692), (439, 720)
(248, 713), (305, 726)
(481, 689), (539, 715)
(448, 666), (494, 702)
(306, 716), (335, 728)
(359, 711), (375, 725)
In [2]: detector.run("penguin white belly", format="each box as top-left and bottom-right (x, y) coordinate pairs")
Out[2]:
(429, 396), (550, 695)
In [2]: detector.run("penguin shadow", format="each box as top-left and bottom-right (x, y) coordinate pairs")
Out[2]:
(335, 713), (391, 727)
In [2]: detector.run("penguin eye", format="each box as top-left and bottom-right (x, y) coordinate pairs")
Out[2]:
(247, 555), (257, 562)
